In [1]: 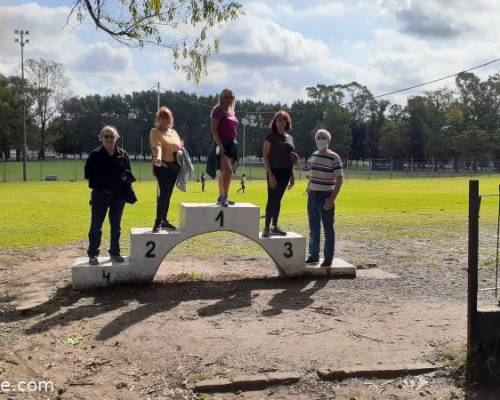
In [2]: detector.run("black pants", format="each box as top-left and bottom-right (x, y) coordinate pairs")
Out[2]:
(88, 190), (126, 257)
(154, 164), (179, 224)
(265, 168), (292, 228)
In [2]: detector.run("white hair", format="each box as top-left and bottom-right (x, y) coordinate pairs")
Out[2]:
(99, 125), (120, 139)
(315, 129), (331, 142)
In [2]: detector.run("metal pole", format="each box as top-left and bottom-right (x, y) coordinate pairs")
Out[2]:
(157, 81), (160, 111)
(495, 184), (500, 298)
(467, 179), (480, 372)
(22, 37), (27, 181)
(14, 30), (29, 181)
(242, 122), (246, 174)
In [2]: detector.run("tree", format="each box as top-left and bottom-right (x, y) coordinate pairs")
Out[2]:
(0, 75), (37, 160)
(319, 103), (351, 158)
(0, 75), (21, 159)
(70, 0), (243, 82)
(25, 59), (68, 160)
(379, 120), (409, 159)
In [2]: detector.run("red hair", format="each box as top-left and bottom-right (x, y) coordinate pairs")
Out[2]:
(269, 110), (292, 133)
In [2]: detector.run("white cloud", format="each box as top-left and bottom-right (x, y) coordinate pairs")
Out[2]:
(243, 1), (350, 24)
(3, 0), (500, 107)
(212, 15), (331, 69)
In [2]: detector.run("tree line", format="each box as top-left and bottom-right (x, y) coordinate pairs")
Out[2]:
(1, 62), (500, 165)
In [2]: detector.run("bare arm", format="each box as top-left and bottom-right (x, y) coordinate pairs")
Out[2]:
(263, 140), (277, 189)
(328, 176), (343, 204)
(263, 140), (273, 175)
(323, 178), (343, 210)
(149, 130), (162, 164)
(211, 118), (223, 148)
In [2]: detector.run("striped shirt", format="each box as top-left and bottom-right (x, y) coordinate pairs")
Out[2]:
(308, 150), (343, 191)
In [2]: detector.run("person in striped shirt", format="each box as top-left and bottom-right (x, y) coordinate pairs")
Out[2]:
(305, 129), (344, 267)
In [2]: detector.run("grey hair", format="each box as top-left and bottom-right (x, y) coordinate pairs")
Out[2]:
(315, 129), (331, 142)
(99, 125), (120, 140)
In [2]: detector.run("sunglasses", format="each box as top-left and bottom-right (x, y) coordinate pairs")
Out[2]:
(224, 95), (235, 100)
(102, 135), (115, 139)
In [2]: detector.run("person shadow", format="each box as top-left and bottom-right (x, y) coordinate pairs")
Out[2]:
(8, 276), (331, 341)
(261, 278), (328, 317)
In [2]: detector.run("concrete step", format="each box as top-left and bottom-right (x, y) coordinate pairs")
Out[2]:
(258, 232), (306, 276)
(179, 202), (260, 240)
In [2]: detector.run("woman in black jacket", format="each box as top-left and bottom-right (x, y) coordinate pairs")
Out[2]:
(84, 125), (135, 265)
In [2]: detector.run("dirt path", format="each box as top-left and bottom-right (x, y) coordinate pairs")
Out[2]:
(1, 236), (499, 399)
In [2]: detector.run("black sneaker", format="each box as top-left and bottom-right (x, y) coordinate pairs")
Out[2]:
(271, 226), (287, 236)
(89, 256), (99, 265)
(262, 227), (271, 237)
(111, 255), (125, 263)
(227, 199), (235, 205)
(305, 257), (319, 265)
(216, 196), (223, 206)
(152, 222), (161, 233)
(320, 261), (332, 268)
(221, 197), (229, 207)
(161, 221), (176, 230)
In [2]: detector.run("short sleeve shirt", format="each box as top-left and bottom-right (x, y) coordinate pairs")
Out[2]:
(265, 132), (294, 170)
(211, 106), (239, 140)
(308, 150), (343, 191)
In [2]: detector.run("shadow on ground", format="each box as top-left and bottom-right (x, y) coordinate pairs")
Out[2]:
(4, 276), (330, 341)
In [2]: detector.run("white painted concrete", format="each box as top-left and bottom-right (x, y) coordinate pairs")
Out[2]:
(179, 203), (260, 239)
(258, 232), (306, 276)
(72, 203), (356, 289)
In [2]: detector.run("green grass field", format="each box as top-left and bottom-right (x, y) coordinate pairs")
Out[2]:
(1, 176), (499, 256)
(1, 159), (496, 182)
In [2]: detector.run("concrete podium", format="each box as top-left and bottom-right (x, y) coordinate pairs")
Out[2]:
(72, 202), (356, 289)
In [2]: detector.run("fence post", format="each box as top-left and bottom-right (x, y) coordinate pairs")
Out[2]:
(74, 155), (77, 181)
(40, 160), (43, 181)
(467, 179), (480, 381)
(345, 156), (349, 179)
(390, 158), (393, 179)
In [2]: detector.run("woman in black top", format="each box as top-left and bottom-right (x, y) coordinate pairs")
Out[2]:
(84, 126), (135, 265)
(262, 111), (298, 237)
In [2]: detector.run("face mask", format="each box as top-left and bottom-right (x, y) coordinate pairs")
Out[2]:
(316, 139), (328, 150)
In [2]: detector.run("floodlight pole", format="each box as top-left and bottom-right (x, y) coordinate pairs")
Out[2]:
(14, 29), (29, 181)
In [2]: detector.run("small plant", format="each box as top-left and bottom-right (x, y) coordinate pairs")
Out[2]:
(436, 343), (466, 384)
(186, 272), (208, 281)
(192, 371), (216, 382)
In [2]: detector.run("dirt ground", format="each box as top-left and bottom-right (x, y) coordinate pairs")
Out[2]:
(1, 233), (500, 399)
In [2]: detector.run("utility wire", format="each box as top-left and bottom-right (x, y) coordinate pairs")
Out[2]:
(154, 57), (500, 115)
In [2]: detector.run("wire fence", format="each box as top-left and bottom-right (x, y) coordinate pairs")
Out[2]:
(1, 156), (500, 182)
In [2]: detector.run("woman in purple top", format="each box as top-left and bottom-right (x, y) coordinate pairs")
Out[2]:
(211, 88), (239, 207)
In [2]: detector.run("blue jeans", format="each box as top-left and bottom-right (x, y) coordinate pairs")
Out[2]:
(307, 190), (335, 263)
(88, 190), (126, 257)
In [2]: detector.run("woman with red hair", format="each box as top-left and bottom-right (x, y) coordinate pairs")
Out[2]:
(262, 110), (298, 237)
(150, 106), (182, 232)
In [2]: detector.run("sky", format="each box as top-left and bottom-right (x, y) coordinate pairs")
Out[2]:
(1, 0), (500, 105)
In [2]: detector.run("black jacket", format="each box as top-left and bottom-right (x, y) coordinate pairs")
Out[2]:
(84, 146), (135, 196)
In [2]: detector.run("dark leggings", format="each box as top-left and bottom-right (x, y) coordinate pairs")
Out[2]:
(154, 164), (179, 224)
(265, 168), (292, 228)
